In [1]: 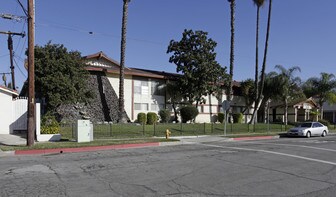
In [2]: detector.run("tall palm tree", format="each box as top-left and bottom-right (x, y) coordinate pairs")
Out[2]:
(274, 65), (302, 125)
(258, 0), (272, 108)
(249, 0), (265, 124)
(118, 0), (131, 123)
(303, 73), (336, 119)
(227, 0), (236, 104)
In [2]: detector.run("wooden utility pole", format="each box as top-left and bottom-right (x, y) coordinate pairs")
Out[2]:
(0, 31), (25, 90)
(27, 0), (35, 146)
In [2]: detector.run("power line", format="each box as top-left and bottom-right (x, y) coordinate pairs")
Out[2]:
(13, 55), (27, 78)
(36, 22), (166, 46)
(16, 0), (28, 17)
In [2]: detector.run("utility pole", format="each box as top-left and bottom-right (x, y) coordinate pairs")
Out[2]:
(0, 31), (25, 90)
(27, 0), (35, 146)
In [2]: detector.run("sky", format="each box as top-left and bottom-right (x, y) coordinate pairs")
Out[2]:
(1, 0), (336, 90)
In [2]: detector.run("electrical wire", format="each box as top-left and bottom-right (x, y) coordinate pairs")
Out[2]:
(13, 55), (27, 78)
(36, 21), (166, 46)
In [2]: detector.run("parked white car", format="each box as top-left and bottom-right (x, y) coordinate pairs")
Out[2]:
(287, 122), (328, 138)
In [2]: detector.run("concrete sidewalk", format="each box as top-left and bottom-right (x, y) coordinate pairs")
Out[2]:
(0, 134), (26, 146)
(0, 135), (280, 157)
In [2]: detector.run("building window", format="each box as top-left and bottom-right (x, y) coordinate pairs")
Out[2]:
(151, 104), (164, 111)
(134, 103), (149, 111)
(134, 103), (141, 110)
(134, 80), (149, 95)
(141, 103), (149, 111)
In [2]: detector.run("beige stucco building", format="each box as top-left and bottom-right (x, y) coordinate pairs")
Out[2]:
(84, 51), (253, 123)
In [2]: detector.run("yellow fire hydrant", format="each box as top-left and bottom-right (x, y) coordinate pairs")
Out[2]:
(166, 129), (171, 139)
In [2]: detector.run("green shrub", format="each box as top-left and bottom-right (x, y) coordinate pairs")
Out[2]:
(319, 119), (330, 126)
(232, 113), (243, 123)
(180, 106), (199, 123)
(137, 113), (147, 124)
(147, 112), (158, 125)
(218, 113), (224, 123)
(159, 109), (171, 123)
(41, 114), (60, 134)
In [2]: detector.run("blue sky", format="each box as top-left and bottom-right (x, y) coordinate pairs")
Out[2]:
(1, 0), (336, 90)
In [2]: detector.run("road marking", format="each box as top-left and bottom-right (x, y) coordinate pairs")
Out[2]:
(239, 142), (336, 152)
(201, 144), (336, 166)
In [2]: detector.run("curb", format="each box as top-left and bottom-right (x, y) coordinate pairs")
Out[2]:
(14, 142), (160, 156)
(1, 135), (281, 156)
(0, 151), (15, 157)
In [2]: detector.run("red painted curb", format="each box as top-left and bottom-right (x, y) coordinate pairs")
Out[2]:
(233, 136), (276, 141)
(15, 142), (160, 155)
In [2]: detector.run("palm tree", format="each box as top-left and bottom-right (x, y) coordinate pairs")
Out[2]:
(240, 79), (255, 122)
(274, 65), (302, 125)
(250, 0), (265, 124)
(258, 0), (272, 109)
(227, 0), (236, 104)
(118, 0), (131, 123)
(303, 73), (336, 119)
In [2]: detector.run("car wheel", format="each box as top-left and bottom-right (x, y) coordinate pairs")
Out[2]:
(306, 131), (311, 138)
(321, 131), (327, 137)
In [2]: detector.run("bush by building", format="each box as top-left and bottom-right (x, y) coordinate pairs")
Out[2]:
(159, 109), (171, 123)
(147, 112), (158, 125)
(41, 113), (60, 134)
(218, 112), (224, 123)
(137, 113), (147, 124)
(232, 113), (243, 123)
(180, 106), (199, 123)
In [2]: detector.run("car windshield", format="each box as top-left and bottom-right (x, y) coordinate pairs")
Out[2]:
(300, 123), (312, 127)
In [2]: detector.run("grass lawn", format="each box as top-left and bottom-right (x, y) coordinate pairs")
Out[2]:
(2, 123), (333, 152)
(59, 123), (292, 140)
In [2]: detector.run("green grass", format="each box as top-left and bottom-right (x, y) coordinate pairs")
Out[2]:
(0, 138), (178, 151)
(59, 122), (292, 140)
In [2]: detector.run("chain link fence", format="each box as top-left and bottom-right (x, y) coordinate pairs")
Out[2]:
(60, 122), (296, 140)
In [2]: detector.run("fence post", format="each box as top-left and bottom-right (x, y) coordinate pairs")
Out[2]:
(143, 123), (145, 136)
(72, 123), (75, 139)
(204, 123), (206, 134)
(110, 123), (112, 137)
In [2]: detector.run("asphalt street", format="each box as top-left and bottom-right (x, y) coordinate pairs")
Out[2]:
(1, 135), (336, 196)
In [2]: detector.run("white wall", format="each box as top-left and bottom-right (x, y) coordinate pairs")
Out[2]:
(107, 74), (166, 122)
(133, 78), (165, 121)
(0, 90), (14, 134)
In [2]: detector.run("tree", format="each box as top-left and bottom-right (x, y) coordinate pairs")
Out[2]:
(118, 0), (131, 123)
(240, 79), (256, 114)
(274, 65), (302, 125)
(165, 79), (184, 123)
(33, 42), (93, 112)
(303, 73), (336, 119)
(262, 71), (281, 101)
(257, 0), (273, 113)
(250, 0), (275, 124)
(227, 0), (236, 103)
(167, 29), (227, 108)
(250, 0), (265, 124)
